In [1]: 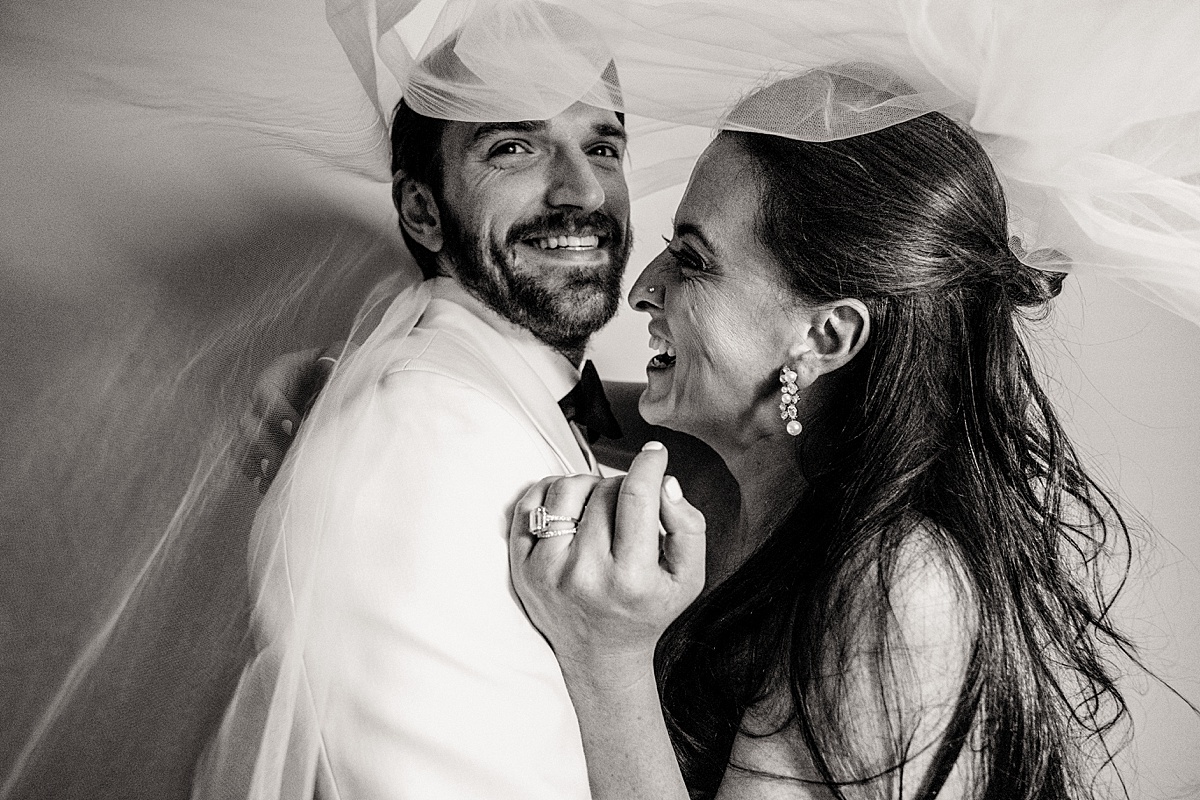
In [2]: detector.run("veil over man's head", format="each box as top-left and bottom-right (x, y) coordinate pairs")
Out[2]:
(330, 0), (1200, 326)
(333, 0), (625, 124)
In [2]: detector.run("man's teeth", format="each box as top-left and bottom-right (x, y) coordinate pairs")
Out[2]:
(648, 336), (675, 358)
(533, 234), (600, 250)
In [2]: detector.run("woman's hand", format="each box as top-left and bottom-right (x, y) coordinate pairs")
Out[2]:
(509, 442), (706, 684)
(237, 342), (353, 492)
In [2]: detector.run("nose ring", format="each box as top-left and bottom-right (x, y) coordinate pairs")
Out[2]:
(647, 286), (656, 293)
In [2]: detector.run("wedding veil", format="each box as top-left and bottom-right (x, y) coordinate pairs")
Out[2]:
(333, 0), (1200, 323)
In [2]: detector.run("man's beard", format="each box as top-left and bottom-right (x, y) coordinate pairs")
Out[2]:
(441, 206), (631, 357)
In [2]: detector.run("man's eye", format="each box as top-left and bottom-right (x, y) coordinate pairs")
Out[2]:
(589, 143), (622, 158)
(489, 141), (531, 157)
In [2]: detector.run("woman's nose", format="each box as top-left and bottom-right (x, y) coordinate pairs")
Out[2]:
(628, 253), (667, 312)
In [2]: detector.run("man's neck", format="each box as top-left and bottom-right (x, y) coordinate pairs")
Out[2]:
(443, 276), (588, 367)
(553, 342), (587, 367)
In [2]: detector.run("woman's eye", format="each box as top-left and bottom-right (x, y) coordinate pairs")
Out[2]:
(662, 236), (705, 273)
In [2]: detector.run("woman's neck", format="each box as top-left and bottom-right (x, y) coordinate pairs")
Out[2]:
(707, 434), (807, 589)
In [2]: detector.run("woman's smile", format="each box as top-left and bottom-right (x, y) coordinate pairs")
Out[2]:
(647, 329), (677, 371)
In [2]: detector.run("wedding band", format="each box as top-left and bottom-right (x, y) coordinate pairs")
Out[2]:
(529, 506), (579, 535)
(533, 526), (577, 539)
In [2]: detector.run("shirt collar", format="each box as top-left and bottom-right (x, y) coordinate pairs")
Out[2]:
(428, 277), (582, 403)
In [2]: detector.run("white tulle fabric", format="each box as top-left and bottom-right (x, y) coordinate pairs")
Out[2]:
(192, 280), (436, 799)
(329, 0), (1200, 323)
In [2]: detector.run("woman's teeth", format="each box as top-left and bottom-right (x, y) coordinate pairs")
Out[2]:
(532, 234), (600, 250)
(648, 335), (676, 368)
(649, 335), (675, 357)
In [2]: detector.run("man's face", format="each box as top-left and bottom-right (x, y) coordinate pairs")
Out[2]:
(434, 102), (631, 357)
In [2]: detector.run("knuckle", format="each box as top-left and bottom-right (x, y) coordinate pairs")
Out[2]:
(545, 474), (596, 504)
(617, 478), (655, 504)
(610, 565), (652, 599)
(568, 473), (602, 491)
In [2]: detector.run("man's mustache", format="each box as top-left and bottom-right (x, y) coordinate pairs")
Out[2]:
(508, 210), (625, 247)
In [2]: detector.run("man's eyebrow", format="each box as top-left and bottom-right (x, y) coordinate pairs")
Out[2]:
(675, 221), (716, 256)
(592, 122), (628, 143)
(469, 119), (628, 146)
(471, 120), (547, 144)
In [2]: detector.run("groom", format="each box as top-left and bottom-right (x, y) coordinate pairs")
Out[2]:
(230, 94), (638, 798)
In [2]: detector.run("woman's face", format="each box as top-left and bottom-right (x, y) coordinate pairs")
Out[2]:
(628, 135), (806, 455)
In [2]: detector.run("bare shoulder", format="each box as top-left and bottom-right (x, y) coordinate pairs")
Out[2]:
(715, 520), (981, 800)
(882, 520), (978, 656)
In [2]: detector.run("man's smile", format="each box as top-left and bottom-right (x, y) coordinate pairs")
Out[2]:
(512, 232), (613, 267)
(529, 234), (601, 250)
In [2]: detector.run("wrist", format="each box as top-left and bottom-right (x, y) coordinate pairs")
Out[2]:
(556, 649), (658, 700)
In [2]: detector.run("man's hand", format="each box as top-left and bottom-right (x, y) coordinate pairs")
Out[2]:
(237, 345), (342, 493)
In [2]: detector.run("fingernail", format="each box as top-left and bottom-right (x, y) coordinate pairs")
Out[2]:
(261, 458), (270, 475)
(280, 419), (294, 436)
(641, 440), (664, 451)
(663, 475), (682, 502)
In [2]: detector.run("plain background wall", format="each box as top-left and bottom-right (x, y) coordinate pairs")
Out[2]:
(1, 0), (1196, 794)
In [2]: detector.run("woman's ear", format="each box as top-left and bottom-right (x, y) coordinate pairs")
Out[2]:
(789, 299), (870, 384)
(395, 174), (444, 254)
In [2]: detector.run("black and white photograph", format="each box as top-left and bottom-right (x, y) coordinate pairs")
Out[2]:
(2, 0), (1198, 797)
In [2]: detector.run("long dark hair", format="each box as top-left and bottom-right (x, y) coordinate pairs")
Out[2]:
(656, 112), (1133, 799)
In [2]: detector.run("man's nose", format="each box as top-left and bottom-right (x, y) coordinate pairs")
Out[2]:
(546, 149), (605, 212)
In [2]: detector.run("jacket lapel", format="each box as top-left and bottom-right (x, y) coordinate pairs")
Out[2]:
(418, 298), (593, 476)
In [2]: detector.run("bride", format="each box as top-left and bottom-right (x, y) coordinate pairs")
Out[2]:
(509, 75), (1136, 799)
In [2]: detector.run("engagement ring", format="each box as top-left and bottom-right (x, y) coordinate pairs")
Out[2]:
(529, 506), (579, 538)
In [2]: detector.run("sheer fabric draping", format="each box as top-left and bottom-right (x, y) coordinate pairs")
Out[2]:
(191, 280), (440, 798)
(333, 0), (1200, 323)
(0, 0), (411, 795)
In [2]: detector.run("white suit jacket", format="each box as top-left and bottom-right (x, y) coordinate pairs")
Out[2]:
(204, 279), (597, 800)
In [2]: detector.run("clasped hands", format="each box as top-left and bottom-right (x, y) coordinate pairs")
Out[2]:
(509, 443), (707, 685)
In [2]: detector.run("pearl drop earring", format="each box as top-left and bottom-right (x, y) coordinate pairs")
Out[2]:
(779, 366), (802, 436)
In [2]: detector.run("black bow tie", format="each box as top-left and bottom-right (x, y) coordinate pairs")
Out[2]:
(558, 360), (623, 444)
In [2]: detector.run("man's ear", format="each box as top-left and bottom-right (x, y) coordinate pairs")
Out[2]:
(395, 174), (444, 254)
(789, 299), (871, 386)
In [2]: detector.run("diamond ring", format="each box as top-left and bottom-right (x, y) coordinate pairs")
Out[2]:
(529, 506), (579, 538)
